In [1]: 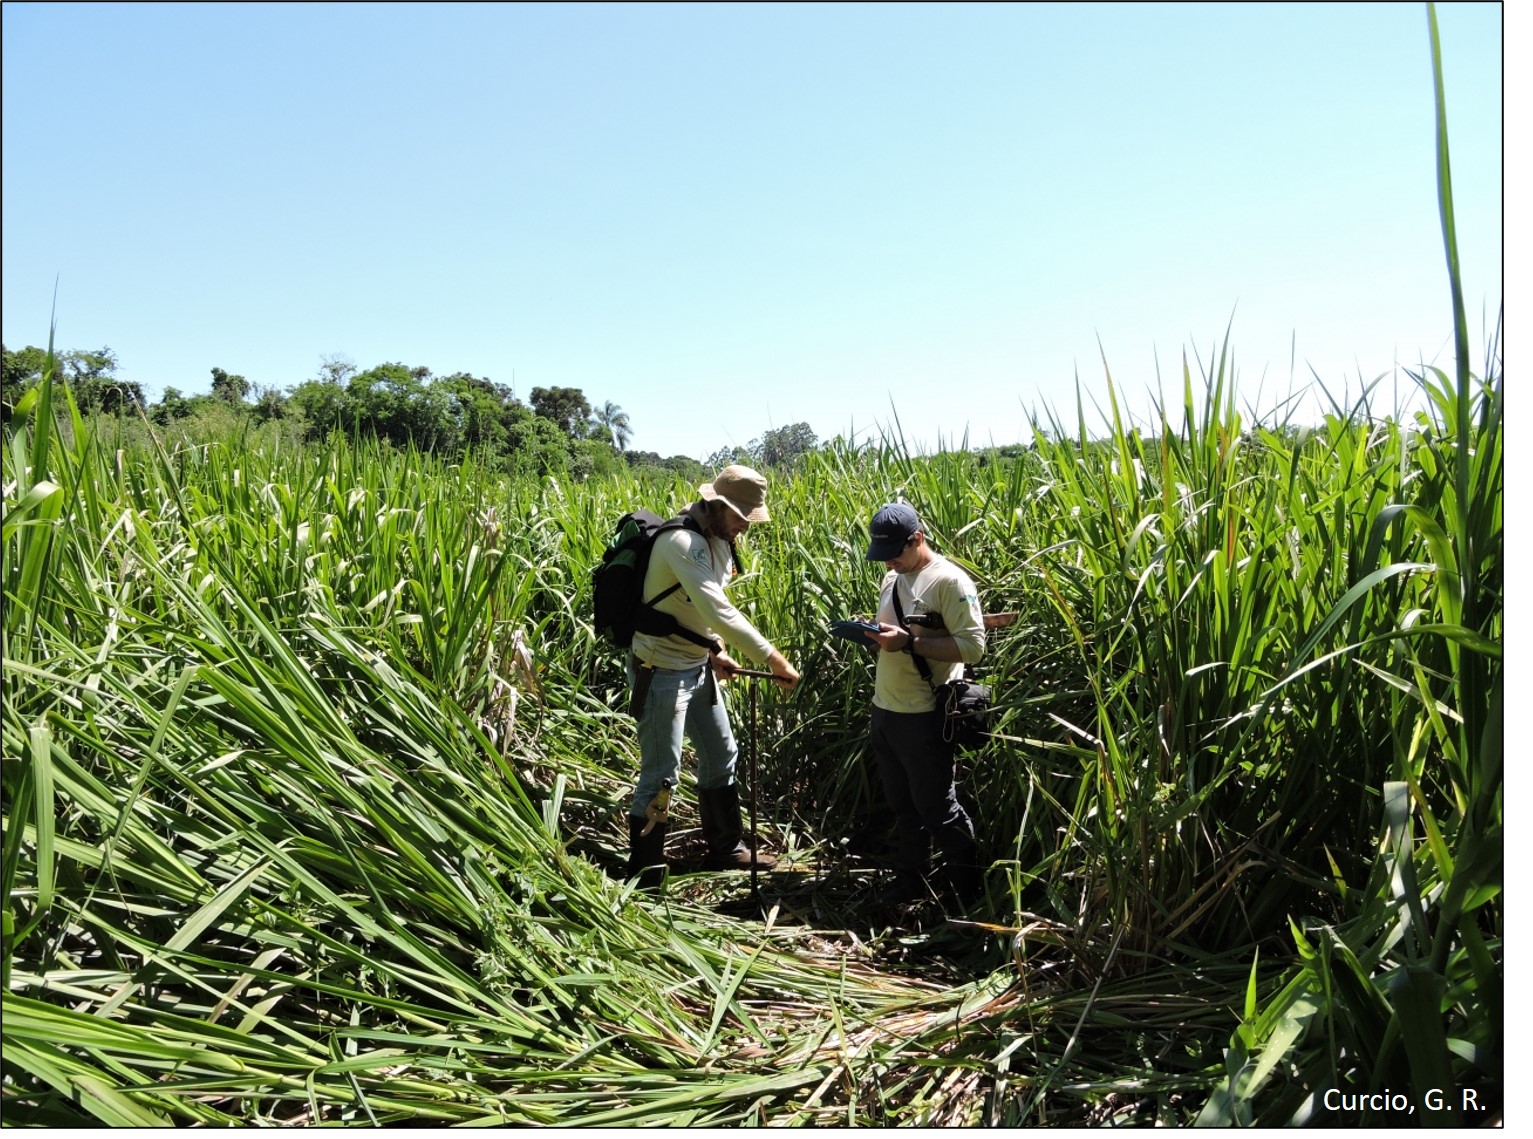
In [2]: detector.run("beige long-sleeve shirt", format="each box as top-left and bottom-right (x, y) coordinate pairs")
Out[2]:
(630, 512), (774, 670)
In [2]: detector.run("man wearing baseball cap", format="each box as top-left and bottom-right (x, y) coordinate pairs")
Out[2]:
(860, 502), (986, 904)
(625, 465), (800, 888)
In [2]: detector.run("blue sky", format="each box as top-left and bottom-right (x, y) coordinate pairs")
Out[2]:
(1, 1), (1507, 461)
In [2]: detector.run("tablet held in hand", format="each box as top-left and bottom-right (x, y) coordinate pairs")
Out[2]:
(829, 619), (881, 646)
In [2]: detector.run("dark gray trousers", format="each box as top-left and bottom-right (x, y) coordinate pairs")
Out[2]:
(869, 706), (976, 875)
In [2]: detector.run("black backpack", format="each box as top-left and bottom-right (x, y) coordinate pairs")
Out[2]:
(592, 510), (728, 652)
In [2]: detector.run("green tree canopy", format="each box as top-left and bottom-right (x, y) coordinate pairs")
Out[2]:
(704, 444), (752, 470)
(2, 344), (49, 421)
(530, 386), (591, 437)
(251, 386), (288, 424)
(288, 376), (350, 438)
(150, 386), (195, 426)
(61, 347), (144, 414)
(6, 337), (645, 481)
(707, 423), (819, 469)
(346, 362), (460, 453)
(438, 372), (527, 454)
(211, 367), (251, 405)
(757, 422), (818, 466)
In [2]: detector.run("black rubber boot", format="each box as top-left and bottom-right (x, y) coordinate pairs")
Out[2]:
(877, 870), (930, 904)
(934, 823), (983, 907)
(697, 784), (776, 871)
(942, 863), (984, 906)
(627, 816), (668, 890)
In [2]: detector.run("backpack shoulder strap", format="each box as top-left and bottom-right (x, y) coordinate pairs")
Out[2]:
(640, 514), (722, 654)
(639, 517), (691, 608)
(890, 583), (935, 688)
(641, 513), (702, 600)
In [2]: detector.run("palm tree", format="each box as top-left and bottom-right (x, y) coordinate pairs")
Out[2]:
(592, 401), (632, 451)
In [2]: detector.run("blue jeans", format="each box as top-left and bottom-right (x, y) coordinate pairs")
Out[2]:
(628, 659), (738, 818)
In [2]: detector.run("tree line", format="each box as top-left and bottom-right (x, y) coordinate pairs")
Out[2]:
(2, 343), (1050, 474)
(2, 343), (834, 477)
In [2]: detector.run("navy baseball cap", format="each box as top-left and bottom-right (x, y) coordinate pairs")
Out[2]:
(866, 503), (921, 561)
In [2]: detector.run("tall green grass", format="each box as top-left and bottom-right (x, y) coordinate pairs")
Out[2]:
(4, 397), (998, 1125)
(1193, 9), (1501, 1121)
(3, 335), (1498, 1123)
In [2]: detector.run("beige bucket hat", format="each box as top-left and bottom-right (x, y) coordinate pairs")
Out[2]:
(700, 465), (770, 523)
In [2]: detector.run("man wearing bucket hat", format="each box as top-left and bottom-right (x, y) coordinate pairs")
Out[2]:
(626, 465), (800, 886)
(860, 502), (986, 905)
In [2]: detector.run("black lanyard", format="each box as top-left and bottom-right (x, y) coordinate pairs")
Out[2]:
(890, 584), (937, 691)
